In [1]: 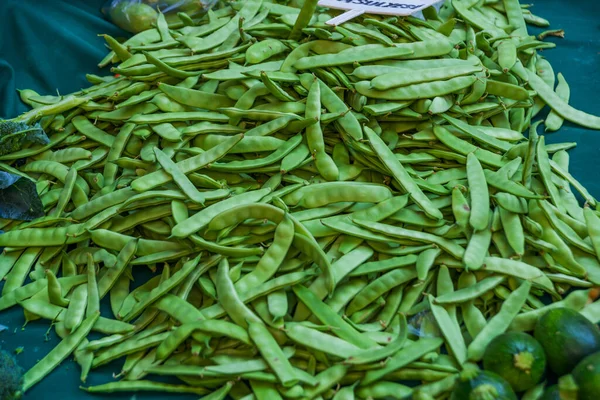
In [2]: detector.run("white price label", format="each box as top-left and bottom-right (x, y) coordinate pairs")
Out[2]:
(318, 0), (443, 25)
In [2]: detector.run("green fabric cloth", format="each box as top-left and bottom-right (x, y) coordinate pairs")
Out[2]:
(526, 0), (600, 202)
(0, 0), (127, 119)
(0, 0), (599, 399)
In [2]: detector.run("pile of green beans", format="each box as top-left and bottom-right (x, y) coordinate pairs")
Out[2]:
(2, 0), (600, 398)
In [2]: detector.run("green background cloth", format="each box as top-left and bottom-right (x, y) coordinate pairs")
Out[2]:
(0, 0), (599, 398)
(0, 0), (128, 118)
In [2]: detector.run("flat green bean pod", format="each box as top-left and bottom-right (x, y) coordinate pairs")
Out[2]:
(526, 69), (600, 130)
(356, 76), (477, 101)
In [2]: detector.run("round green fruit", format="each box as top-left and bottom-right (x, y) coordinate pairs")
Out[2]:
(534, 308), (600, 376)
(483, 332), (546, 392)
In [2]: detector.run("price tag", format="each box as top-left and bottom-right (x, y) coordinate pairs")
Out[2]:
(318, 0), (444, 25)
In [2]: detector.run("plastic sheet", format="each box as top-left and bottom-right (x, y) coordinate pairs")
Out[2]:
(102, 0), (218, 32)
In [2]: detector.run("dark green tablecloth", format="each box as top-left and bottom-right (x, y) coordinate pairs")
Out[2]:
(0, 0), (128, 118)
(0, 0), (599, 398)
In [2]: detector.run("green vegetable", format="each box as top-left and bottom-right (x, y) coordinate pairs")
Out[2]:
(540, 385), (560, 400)
(483, 332), (546, 392)
(109, 2), (158, 33)
(450, 364), (517, 400)
(572, 351), (600, 400)
(534, 308), (600, 375)
(0, 121), (48, 156)
(557, 374), (579, 400)
(0, 348), (23, 400)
